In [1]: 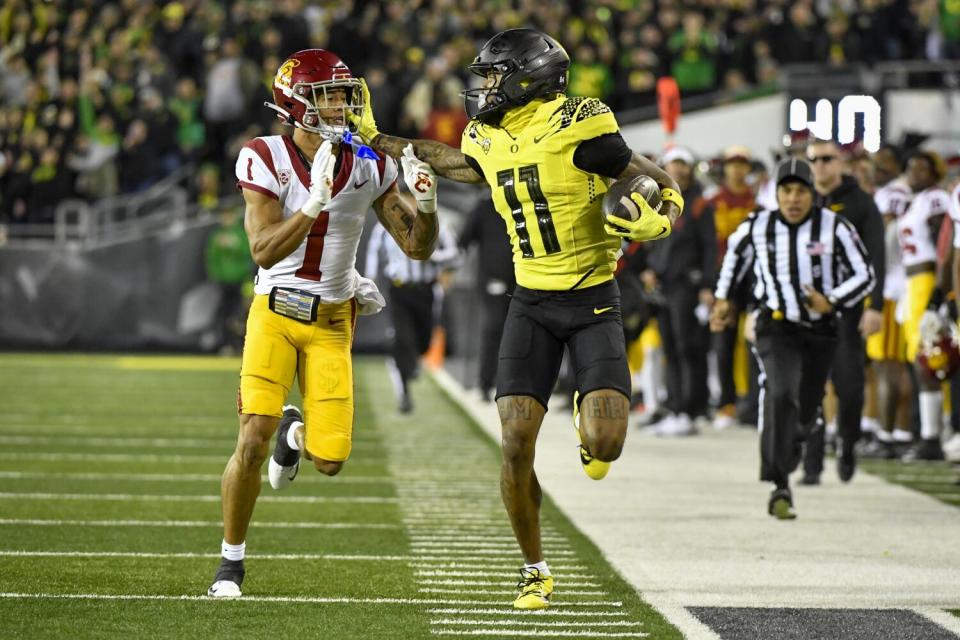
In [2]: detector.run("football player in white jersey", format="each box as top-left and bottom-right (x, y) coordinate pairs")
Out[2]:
(864, 150), (913, 457)
(208, 49), (440, 597)
(896, 150), (950, 461)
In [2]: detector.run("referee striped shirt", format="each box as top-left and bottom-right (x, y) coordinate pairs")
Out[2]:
(715, 207), (875, 325)
(364, 223), (460, 285)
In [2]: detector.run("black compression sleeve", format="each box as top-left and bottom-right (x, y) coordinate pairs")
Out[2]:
(573, 132), (633, 178)
(464, 154), (485, 180)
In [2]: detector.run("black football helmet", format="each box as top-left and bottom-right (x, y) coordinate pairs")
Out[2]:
(461, 28), (570, 125)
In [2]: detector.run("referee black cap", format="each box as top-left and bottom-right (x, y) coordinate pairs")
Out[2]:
(775, 157), (814, 187)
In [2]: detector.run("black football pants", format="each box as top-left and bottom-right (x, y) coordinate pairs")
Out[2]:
(755, 316), (837, 488)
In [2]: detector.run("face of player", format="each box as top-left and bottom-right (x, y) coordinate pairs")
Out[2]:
(313, 87), (348, 128)
(480, 71), (504, 106)
(872, 148), (900, 186)
(906, 156), (935, 192)
(723, 160), (750, 187)
(665, 160), (692, 190)
(777, 180), (813, 223)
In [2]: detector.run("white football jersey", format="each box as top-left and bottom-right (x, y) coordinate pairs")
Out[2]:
(874, 177), (911, 301)
(235, 135), (398, 302)
(950, 183), (960, 249)
(896, 186), (950, 268)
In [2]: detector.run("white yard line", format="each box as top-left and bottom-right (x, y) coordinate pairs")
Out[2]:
(427, 608), (626, 617)
(0, 471), (392, 484)
(419, 588), (608, 596)
(0, 551), (410, 561)
(0, 592), (622, 608)
(0, 492), (395, 504)
(431, 630), (647, 638)
(433, 619), (644, 628)
(0, 518), (398, 529)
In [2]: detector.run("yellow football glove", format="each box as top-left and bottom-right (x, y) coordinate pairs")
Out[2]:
(604, 192), (672, 242)
(348, 78), (380, 143)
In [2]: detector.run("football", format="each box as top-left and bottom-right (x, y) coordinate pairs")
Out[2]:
(601, 175), (662, 221)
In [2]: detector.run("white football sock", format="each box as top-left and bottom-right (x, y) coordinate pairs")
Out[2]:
(221, 539), (245, 561)
(524, 560), (550, 576)
(919, 390), (943, 440)
(287, 421), (304, 451)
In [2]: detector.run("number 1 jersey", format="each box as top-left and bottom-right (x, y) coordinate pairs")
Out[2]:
(461, 96), (623, 291)
(235, 134), (397, 301)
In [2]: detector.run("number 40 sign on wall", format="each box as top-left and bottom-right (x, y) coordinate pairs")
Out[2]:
(789, 96), (882, 153)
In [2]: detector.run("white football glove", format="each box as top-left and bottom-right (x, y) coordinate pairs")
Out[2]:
(919, 309), (944, 344)
(400, 144), (437, 214)
(302, 140), (336, 219)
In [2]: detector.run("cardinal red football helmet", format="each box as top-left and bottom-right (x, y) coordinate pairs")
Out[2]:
(266, 49), (363, 142)
(917, 313), (960, 381)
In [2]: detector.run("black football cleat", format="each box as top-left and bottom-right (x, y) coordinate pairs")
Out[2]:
(268, 405), (303, 490)
(207, 557), (245, 597)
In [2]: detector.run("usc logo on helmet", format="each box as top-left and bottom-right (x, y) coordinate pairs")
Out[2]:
(276, 58), (300, 90)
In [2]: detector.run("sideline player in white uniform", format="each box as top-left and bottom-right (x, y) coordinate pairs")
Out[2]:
(864, 164), (912, 456)
(896, 151), (950, 461)
(208, 49), (440, 597)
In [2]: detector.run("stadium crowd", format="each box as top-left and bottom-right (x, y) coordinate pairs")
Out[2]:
(2, 0), (959, 225)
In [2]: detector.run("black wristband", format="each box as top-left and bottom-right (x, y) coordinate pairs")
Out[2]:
(927, 287), (944, 310)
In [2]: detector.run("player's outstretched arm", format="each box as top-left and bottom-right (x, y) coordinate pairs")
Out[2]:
(374, 134), (484, 184)
(350, 78), (483, 184)
(617, 153), (683, 225)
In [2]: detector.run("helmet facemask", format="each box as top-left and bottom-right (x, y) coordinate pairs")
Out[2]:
(290, 78), (364, 142)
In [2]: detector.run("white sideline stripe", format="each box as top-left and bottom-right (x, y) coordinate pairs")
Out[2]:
(0, 518), (398, 530)
(419, 579), (600, 588)
(431, 629), (646, 637)
(420, 588), (607, 596)
(913, 607), (960, 636)
(408, 535), (566, 542)
(0, 551), (412, 561)
(0, 592), (508, 606)
(432, 620), (644, 628)
(0, 492), (395, 504)
(0, 471), (391, 484)
(427, 609), (626, 617)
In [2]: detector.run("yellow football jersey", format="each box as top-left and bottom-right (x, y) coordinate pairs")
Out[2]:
(461, 95), (623, 291)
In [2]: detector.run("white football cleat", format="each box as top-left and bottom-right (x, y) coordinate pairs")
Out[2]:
(207, 580), (242, 598)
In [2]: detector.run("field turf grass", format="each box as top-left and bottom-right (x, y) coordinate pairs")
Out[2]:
(0, 354), (679, 639)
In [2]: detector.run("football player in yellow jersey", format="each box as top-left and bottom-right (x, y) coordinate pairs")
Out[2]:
(350, 28), (683, 610)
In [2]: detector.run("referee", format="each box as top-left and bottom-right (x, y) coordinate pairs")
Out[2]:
(710, 158), (875, 520)
(365, 223), (459, 412)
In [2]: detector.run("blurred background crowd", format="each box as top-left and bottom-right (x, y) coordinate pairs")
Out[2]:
(2, 0), (959, 225)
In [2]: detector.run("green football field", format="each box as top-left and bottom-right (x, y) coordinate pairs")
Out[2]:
(0, 354), (681, 639)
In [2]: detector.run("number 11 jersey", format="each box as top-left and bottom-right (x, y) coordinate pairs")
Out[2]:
(235, 134), (397, 301)
(461, 96), (623, 291)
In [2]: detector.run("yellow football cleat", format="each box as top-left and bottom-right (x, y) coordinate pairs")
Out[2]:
(513, 568), (555, 610)
(573, 391), (610, 480)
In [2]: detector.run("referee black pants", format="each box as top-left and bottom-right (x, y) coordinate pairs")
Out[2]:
(755, 315), (837, 488)
(803, 307), (865, 475)
(389, 282), (435, 387)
